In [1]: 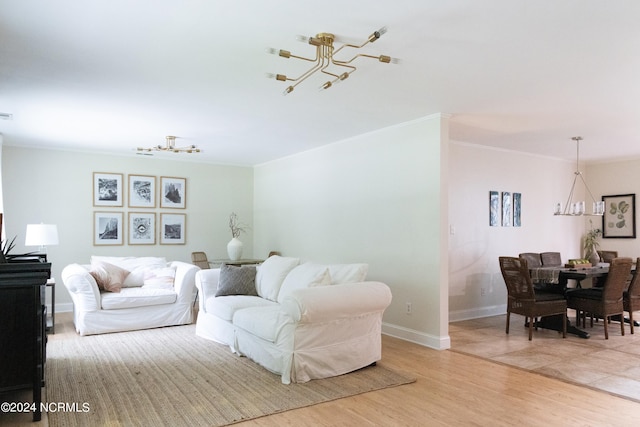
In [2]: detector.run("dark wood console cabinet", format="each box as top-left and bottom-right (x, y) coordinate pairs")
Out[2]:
(0, 262), (51, 422)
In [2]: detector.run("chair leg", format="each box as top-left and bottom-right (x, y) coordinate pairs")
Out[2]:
(528, 316), (533, 340)
(562, 314), (567, 338)
(506, 310), (510, 334)
(604, 316), (609, 339)
(621, 315), (625, 336)
(630, 310), (635, 334)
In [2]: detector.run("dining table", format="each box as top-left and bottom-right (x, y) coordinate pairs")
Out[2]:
(528, 264), (613, 339)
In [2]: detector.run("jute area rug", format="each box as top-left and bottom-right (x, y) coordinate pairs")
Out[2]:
(46, 324), (415, 426)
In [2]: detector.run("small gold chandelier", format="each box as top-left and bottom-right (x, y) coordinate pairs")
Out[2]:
(267, 27), (398, 95)
(137, 136), (200, 154)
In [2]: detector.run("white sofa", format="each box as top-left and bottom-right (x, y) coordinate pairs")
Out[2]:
(195, 255), (392, 384)
(61, 256), (199, 336)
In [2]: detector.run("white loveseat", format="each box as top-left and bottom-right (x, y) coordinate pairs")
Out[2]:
(61, 256), (199, 336)
(195, 255), (392, 384)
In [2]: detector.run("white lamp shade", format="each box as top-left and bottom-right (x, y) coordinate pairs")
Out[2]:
(25, 224), (59, 246)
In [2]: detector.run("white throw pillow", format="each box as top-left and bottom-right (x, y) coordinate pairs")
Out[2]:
(328, 263), (369, 285)
(90, 257), (167, 287)
(141, 266), (176, 290)
(255, 255), (299, 301)
(277, 263), (331, 303)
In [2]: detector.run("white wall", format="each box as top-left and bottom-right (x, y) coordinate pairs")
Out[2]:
(448, 142), (584, 321)
(254, 114), (450, 349)
(2, 146), (253, 312)
(586, 158), (640, 257)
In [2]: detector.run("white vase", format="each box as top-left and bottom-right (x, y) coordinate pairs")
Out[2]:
(588, 245), (600, 265)
(227, 237), (243, 261)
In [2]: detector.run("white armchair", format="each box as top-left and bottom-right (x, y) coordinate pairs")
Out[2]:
(62, 256), (199, 336)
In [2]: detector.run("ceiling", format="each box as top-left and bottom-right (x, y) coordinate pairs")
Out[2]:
(1, 0), (639, 166)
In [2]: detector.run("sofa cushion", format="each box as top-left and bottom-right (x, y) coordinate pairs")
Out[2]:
(142, 266), (176, 290)
(206, 295), (276, 321)
(216, 264), (258, 297)
(255, 255), (299, 301)
(328, 263), (369, 285)
(233, 306), (286, 343)
(91, 256), (168, 287)
(277, 263), (331, 303)
(101, 287), (177, 309)
(89, 261), (130, 293)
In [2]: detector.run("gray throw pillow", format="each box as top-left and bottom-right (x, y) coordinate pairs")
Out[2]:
(216, 264), (258, 297)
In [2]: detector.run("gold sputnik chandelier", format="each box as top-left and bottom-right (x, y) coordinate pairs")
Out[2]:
(267, 27), (398, 95)
(137, 136), (200, 154)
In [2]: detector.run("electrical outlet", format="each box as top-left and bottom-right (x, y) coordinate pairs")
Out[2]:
(481, 287), (486, 296)
(406, 302), (412, 314)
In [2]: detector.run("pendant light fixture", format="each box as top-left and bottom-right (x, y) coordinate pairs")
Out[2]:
(554, 136), (604, 216)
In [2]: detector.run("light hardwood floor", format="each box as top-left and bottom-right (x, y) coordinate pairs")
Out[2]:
(237, 332), (640, 427)
(3, 312), (640, 426)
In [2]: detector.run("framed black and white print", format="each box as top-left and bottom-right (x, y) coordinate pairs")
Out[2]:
(129, 212), (156, 245)
(160, 176), (186, 209)
(94, 212), (124, 245)
(602, 193), (636, 238)
(489, 191), (500, 226)
(502, 192), (512, 227)
(160, 213), (186, 245)
(93, 172), (123, 207)
(129, 175), (156, 208)
(513, 192), (522, 227)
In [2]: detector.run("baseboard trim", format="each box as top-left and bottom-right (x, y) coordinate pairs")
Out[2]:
(54, 303), (74, 313)
(448, 304), (506, 323)
(382, 322), (450, 350)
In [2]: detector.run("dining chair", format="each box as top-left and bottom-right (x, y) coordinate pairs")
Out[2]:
(190, 251), (210, 269)
(566, 257), (632, 339)
(499, 256), (567, 340)
(624, 257), (640, 334)
(518, 253), (542, 268)
(597, 250), (618, 263)
(540, 252), (562, 267)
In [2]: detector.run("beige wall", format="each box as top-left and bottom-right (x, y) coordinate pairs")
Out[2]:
(253, 114), (450, 349)
(448, 142), (584, 320)
(586, 158), (640, 257)
(2, 146), (254, 312)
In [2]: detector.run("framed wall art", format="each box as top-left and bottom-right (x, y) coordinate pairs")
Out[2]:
(489, 191), (500, 227)
(160, 213), (186, 245)
(128, 175), (156, 208)
(93, 172), (123, 207)
(513, 192), (522, 227)
(501, 192), (512, 227)
(160, 176), (186, 209)
(94, 212), (124, 245)
(602, 193), (636, 238)
(129, 212), (156, 245)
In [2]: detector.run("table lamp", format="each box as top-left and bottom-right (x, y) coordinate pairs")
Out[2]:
(25, 223), (59, 254)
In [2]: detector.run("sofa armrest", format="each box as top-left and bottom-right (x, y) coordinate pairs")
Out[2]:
(61, 263), (102, 311)
(169, 261), (199, 304)
(195, 268), (220, 312)
(280, 281), (392, 323)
